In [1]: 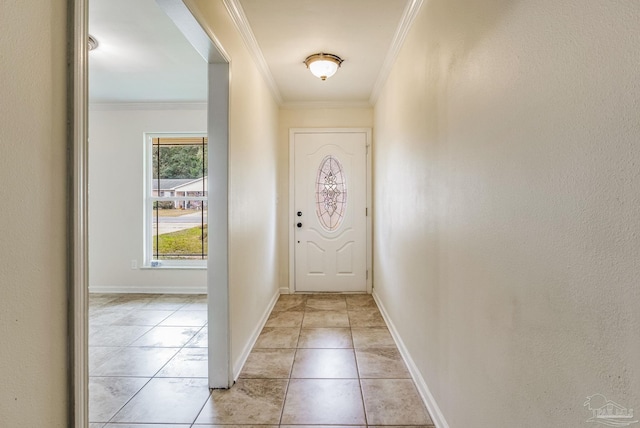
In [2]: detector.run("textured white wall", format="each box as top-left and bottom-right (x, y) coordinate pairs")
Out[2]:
(0, 0), (68, 426)
(188, 0), (281, 369)
(277, 108), (373, 289)
(89, 106), (208, 293)
(373, 0), (640, 427)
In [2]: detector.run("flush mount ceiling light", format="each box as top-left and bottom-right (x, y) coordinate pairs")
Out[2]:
(304, 53), (343, 81)
(88, 35), (99, 51)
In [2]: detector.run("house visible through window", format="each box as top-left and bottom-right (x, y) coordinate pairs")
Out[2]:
(145, 134), (207, 267)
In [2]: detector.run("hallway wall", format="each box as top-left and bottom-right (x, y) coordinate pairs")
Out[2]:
(373, 0), (640, 426)
(188, 0), (281, 372)
(0, 0), (68, 426)
(277, 107), (373, 290)
(89, 105), (207, 293)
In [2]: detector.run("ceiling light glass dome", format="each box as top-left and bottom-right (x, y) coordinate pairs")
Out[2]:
(304, 53), (343, 81)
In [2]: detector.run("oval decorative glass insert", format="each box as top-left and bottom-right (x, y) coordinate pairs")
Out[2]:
(316, 155), (347, 231)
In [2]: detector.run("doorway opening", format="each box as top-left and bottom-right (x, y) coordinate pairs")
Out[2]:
(72, 0), (231, 426)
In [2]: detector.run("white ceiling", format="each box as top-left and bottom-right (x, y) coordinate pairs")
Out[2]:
(89, 0), (413, 106)
(89, 0), (207, 103)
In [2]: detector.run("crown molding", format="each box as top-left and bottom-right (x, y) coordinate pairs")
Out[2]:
(369, 0), (424, 105)
(222, 0), (283, 105)
(280, 100), (373, 110)
(89, 102), (207, 111)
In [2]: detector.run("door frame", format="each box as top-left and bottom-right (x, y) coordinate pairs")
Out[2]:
(288, 128), (372, 294)
(71, 1), (232, 426)
(157, 0), (233, 391)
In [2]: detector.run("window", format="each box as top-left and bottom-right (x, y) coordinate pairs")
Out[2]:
(315, 155), (347, 231)
(144, 134), (207, 267)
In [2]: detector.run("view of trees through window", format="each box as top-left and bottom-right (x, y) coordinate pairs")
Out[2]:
(153, 145), (207, 180)
(150, 137), (208, 262)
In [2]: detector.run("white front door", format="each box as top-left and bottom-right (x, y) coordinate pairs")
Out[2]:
(292, 129), (369, 292)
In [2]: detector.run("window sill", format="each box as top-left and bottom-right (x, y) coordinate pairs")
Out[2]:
(141, 265), (206, 270)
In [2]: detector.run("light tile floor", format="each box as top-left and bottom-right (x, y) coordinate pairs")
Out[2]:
(89, 293), (434, 427)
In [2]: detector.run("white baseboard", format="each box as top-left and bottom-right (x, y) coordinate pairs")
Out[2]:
(89, 285), (207, 294)
(232, 290), (280, 380)
(372, 290), (450, 428)
(279, 287), (291, 295)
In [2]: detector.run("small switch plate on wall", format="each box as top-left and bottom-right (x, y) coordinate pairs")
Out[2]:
(131, 259), (138, 269)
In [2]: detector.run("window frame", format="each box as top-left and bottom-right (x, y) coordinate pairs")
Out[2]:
(143, 132), (208, 269)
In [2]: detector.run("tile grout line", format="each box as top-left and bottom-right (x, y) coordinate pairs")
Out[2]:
(152, 296), (210, 426)
(101, 376), (154, 426)
(92, 294), (429, 427)
(190, 381), (214, 427)
(91, 297), (182, 424)
(96, 297), (180, 424)
(90, 294), (207, 425)
(276, 295), (305, 425)
(349, 299), (370, 427)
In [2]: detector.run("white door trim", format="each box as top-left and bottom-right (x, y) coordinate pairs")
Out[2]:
(71, 0), (89, 425)
(288, 128), (372, 294)
(205, 61), (231, 388)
